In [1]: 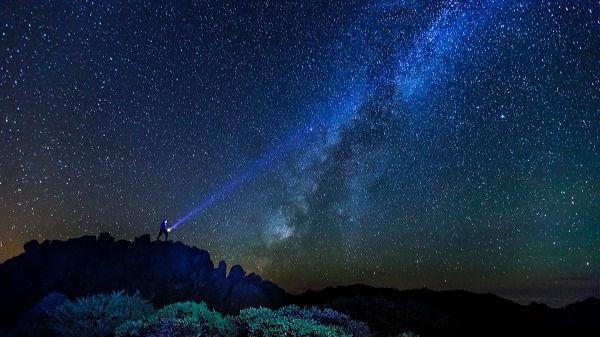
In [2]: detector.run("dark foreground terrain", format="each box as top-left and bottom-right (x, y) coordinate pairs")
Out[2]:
(1, 234), (598, 337)
(297, 284), (600, 337)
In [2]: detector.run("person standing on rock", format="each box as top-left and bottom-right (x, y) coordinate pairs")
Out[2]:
(156, 219), (170, 241)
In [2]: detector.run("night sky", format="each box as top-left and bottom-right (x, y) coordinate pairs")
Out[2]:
(1, 0), (599, 307)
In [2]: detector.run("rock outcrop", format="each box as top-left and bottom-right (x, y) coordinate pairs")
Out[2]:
(0, 233), (290, 327)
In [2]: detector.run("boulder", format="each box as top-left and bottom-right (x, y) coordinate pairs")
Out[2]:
(214, 261), (227, 280)
(134, 234), (151, 245)
(98, 232), (115, 244)
(13, 292), (69, 337)
(23, 240), (39, 253)
(228, 265), (246, 282)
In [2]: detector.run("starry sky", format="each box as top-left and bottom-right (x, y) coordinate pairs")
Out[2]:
(1, 0), (599, 307)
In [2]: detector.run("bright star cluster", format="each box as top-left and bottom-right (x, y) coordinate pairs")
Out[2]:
(1, 0), (598, 307)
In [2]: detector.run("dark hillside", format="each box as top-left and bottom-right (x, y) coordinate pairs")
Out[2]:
(0, 233), (289, 327)
(296, 284), (600, 337)
(1, 234), (598, 337)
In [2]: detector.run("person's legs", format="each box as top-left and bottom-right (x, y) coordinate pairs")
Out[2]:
(165, 230), (168, 240)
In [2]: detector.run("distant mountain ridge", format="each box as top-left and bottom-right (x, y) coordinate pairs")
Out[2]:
(1, 234), (598, 337)
(295, 284), (600, 337)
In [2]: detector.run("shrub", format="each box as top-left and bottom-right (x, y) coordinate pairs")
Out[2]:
(300, 307), (371, 337)
(116, 301), (234, 337)
(274, 305), (371, 337)
(46, 291), (155, 337)
(47, 292), (370, 337)
(235, 307), (351, 337)
(396, 333), (419, 337)
(115, 321), (145, 337)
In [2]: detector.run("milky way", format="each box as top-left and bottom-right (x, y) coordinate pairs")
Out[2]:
(1, 0), (598, 306)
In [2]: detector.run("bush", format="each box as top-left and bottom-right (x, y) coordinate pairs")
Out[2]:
(302, 307), (371, 337)
(116, 301), (234, 337)
(46, 291), (155, 337)
(235, 307), (352, 337)
(274, 305), (371, 337)
(396, 333), (419, 337)
(47, 292), (371, 337)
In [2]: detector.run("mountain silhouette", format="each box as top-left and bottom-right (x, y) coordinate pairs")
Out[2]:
(0, 233), (289, 328)
(295, 284), (600, 337)
(1, 234), (598, 337)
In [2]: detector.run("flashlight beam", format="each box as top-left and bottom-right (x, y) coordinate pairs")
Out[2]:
(168, 91), (363, 232)
(168, 128), (305, 231)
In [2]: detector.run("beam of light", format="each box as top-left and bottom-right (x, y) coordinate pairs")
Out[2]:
(168, 89), (365, 232)
(168, 126), (310, 231)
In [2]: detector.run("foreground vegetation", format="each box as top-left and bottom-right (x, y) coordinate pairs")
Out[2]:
(45, 292), (385, 337)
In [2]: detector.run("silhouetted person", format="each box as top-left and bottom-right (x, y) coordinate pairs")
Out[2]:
(156, 219), (169, 241)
